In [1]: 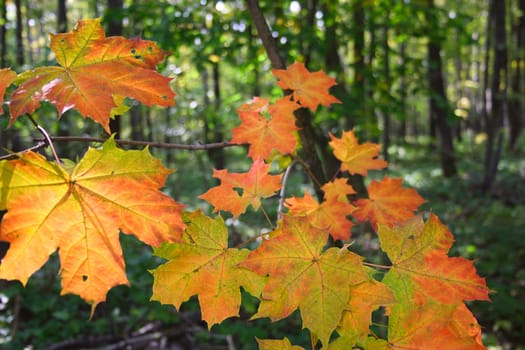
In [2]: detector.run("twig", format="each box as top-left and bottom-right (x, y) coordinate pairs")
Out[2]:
(26, 114), (62, 165)
(0, 141), (47, 160)
(277, 160), (297, 219)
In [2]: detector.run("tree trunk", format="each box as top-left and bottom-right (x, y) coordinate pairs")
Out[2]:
(245, 0), (338, 199)
(15, 0), (24, 66)
(381, 15), (391, 162)
(205, 62), (225, 170)
(482, 0), (508, 191)
(425, 0), (457, 177)
(106, 0), (124, 137)
(0, 0), (7, 67)
(57, 0), (68, 32)
(350, 0), (366, 130)
(508, 0), (524, 151)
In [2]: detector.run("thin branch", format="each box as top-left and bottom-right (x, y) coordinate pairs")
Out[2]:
(277, 160), (297, 219)
(35, 136), (236, 151)
(26, 114), (61, 165)
(0, 141), (47, 160)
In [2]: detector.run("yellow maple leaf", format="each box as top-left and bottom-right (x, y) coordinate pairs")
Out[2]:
(151, 210), (266, 328)
(329, 129), (388, 176)
(0, 137), (184, 309)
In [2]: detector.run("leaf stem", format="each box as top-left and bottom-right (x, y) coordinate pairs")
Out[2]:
(260, 204), (276, 230)
(27, 115), (62, 165)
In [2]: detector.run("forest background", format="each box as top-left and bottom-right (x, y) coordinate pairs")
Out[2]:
(0, 0), (523, 349)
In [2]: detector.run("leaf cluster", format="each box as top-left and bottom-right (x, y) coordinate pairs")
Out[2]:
(0, 19), (490, 349)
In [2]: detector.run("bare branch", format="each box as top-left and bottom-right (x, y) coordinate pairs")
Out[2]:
(36, 136), (237, 151)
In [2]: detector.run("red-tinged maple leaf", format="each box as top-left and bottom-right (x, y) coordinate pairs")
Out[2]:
(272, 62), (341, 112)
(387, 300), (486, 350)
(285, 191), (356, 241)
(151, 211), (266, 328)
(329, 130), (388, 176)
(0, 68), (16, 107)
(337, 278), (396, 343)
(378, 214), (491, 305)
(199, 158), (282, 217)
(8, 18), (175, 133)
(256, 337), (304, 350)
(230, 97), (300, 160)
(353, 176), (425, 230)
(0, 137), (184, 309)
(321, 178), (356, 202)
(240, 215), (370, 346)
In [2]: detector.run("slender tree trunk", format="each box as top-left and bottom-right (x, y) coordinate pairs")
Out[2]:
(245, 0), (339, 199)
(425, 0), (457, 177)
(398, 40), (407, 141)
(483, 0), (508, 191)
(350, 0), (366, 130)
(205, 62), (225, 169)
(106, 0), (124, 137)
(57, 0), (68, 32)
(381, 16), (391, 162)
(508, 0), (525, 151)
(24, 1), (34, 65)
(15, 0), (24, 66)
(0, 0), (7, 67)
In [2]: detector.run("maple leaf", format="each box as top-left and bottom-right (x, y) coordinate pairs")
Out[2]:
(230, 96), (300, 160)
(321, 178), (356, 202)
(151, 210), (265, 328)
(285, 191), (356, 241)
(0, 137), (184, 308)
(0, 68), (16, 107)
(8, 18), (175, 133)
(337, 278), (396, 343)
(353, 176), (425, 230)
(387, 300), (486, 350)
(378, 214), (491, 305)
(199, 158), (282, 217)
(256, 337), (304, 350)
(241, 215), (370, 346)
(272, 62), (341, 112)
(329, 130), (388, 176)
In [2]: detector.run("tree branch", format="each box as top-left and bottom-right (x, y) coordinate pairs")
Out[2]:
(38, 136), (236, 150)
(245, 0), (285, 70)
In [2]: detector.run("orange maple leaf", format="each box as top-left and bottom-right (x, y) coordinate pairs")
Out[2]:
(321, 177), (356, 202)
(379, 214), (490, 304)
(353, 176), (425, 229)
(0, 68), (16, 107)
(272, 62), (341, 112)
(151, 211), (265, 328)
(199, 158), (282, 217)
(329, 130), (388, 176)
(230, 97), (300, 160)
(241, 215), (370, 346)
(8, 18), (175, 133)
(380, 215), (489, 349)
(388, 301), (486, 350)
(0, 137), (184, 309)
(285, 190), (356, 241)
